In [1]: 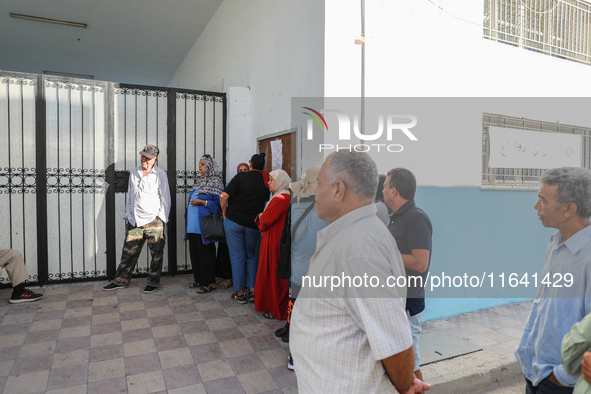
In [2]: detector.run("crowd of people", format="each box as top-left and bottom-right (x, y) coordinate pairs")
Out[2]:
(5, 143), (591, 393)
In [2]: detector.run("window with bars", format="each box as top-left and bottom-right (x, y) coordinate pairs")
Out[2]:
(482, 113), (591, 187)
(484, 0), (591, 66)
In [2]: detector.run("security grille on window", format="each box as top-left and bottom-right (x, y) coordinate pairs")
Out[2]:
(482, 113), (591, 188)
(484, 0), (591, 66)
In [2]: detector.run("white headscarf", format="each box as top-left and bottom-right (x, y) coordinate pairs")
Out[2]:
(264, 169), (291, 211)
(289, 166), (320, 204)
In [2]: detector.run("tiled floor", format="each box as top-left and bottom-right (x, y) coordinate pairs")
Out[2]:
(0, 275), (295, 394)
(0, 274), (532, 394)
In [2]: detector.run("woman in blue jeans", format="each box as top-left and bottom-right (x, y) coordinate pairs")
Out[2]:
(220, 153), (269, 304)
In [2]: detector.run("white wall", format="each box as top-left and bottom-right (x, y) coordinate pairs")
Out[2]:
(226, 87), (252, 180)
(364, 0), (591, 97)
(315, 0), (591, 186)
(169, 0), (325, 179)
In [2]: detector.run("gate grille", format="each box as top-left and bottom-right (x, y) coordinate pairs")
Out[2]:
(0, 73), (38, 283)
(0, 70), (226, 286)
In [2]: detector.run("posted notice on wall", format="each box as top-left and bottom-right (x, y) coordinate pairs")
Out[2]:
(488, 126), (582, 169)
(270, 140), (283, 170)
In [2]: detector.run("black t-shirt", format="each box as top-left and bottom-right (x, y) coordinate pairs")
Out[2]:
(224, 171), (269, 229)
(388, 199), (433, 316)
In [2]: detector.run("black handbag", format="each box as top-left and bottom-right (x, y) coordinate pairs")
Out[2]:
(202, 201), (226, 240)
(277, 207), (292, 279)
(277, 201), (315, 279)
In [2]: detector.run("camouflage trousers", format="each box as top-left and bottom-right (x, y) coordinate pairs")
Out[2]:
(113, 217), (166, 286)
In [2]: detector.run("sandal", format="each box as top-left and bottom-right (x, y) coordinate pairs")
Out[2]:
(189, 282), (200, 289)
(219, 278), (232, 290)
(196, 285), (216, 293)
(263, 312), (275, 320)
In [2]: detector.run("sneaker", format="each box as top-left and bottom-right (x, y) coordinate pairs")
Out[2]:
(9, 289), (42, 304)
(103, 282), (125, 291)
(249, 291), (255, 303)
(287, 354), (294, 370)
(231, 292), (248, 304)
(143, 285), (158, 294)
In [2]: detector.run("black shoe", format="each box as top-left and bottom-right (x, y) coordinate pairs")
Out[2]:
(231, 292), (248, 304)
(275, 326), (289, 338)
(249, 291), (255, 303)
(9, 289), (42, 304)
(103, 282), (125, 291)
(281, 332), (289, 343)
(287, 354), (294, 370)
(143, 285), (158, 294)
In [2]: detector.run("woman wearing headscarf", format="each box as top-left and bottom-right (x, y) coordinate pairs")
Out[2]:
(237, 162), (250, 174)
(254, 169), (292, 320)
(273, 167), (329, 354)
(221, 153), (269, 303)
(185, 154), (225, 293)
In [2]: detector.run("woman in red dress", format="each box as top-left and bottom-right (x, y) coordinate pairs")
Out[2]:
(254, 169), (291, 320)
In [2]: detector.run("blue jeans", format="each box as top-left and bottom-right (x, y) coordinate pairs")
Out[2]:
(407, 310), (424, 372)
(223, 218), (260, 291)
(525, 377), (573, 394)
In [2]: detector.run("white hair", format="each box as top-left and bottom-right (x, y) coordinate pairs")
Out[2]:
(325, 151), (378, 202)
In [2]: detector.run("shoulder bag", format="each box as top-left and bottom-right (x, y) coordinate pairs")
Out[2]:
(276, 201), (315, 279)
(202, 201), (226, 240)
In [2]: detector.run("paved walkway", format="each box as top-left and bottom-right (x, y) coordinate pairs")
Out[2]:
(0, 274), (532, 393)
(422, 300), (532, 393)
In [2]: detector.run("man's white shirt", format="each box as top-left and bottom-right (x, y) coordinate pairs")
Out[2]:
(124, 165), (171, 227)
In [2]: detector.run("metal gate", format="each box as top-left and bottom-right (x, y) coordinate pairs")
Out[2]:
(0, 70), (226, 286)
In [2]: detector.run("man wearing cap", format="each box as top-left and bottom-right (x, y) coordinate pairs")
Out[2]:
(103, 145), (171, 294)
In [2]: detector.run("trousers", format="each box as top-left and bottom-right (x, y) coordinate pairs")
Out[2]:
(113, 217), (166, 286)
(0, 249), (28, 286)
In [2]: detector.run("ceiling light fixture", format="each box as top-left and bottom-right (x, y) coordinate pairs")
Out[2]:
(43, 71), (94, 79)
(10, 13), (87, 28)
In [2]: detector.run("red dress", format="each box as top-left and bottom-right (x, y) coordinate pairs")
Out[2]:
(254, 193), (291, 320)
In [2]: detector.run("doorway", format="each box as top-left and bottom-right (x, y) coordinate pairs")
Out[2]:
(257, 128), (297, 180)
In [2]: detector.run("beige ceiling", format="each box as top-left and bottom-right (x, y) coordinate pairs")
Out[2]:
(0, 0), (223, 86)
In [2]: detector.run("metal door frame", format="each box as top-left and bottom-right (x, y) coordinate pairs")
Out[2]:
(0, 71), (226, 287)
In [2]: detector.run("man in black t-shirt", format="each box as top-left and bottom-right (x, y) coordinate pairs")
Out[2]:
(383, 167), (432, 382)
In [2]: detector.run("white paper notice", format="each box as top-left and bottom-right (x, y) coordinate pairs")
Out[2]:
(271, 140), (283, 170)
(488, 126), (582, 169)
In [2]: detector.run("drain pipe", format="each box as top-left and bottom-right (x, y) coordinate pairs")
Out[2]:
(360, 0), (366, 138)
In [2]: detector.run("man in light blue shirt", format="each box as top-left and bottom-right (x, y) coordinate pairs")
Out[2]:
(516, 167), (591, 394)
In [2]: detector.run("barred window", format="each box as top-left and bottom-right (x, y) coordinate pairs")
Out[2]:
(484, 0), (591, 66)
(482, 113), (591, 188)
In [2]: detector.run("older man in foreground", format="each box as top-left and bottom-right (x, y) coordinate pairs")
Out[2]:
(516, 167), (591, 394)
(290, 151), (430, 394)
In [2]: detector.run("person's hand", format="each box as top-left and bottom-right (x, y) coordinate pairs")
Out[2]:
(582, 351), (591, 383)
(548, 372), (564, 387)
(190, 199), (203, 206)
(403, 377), (431, 394)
